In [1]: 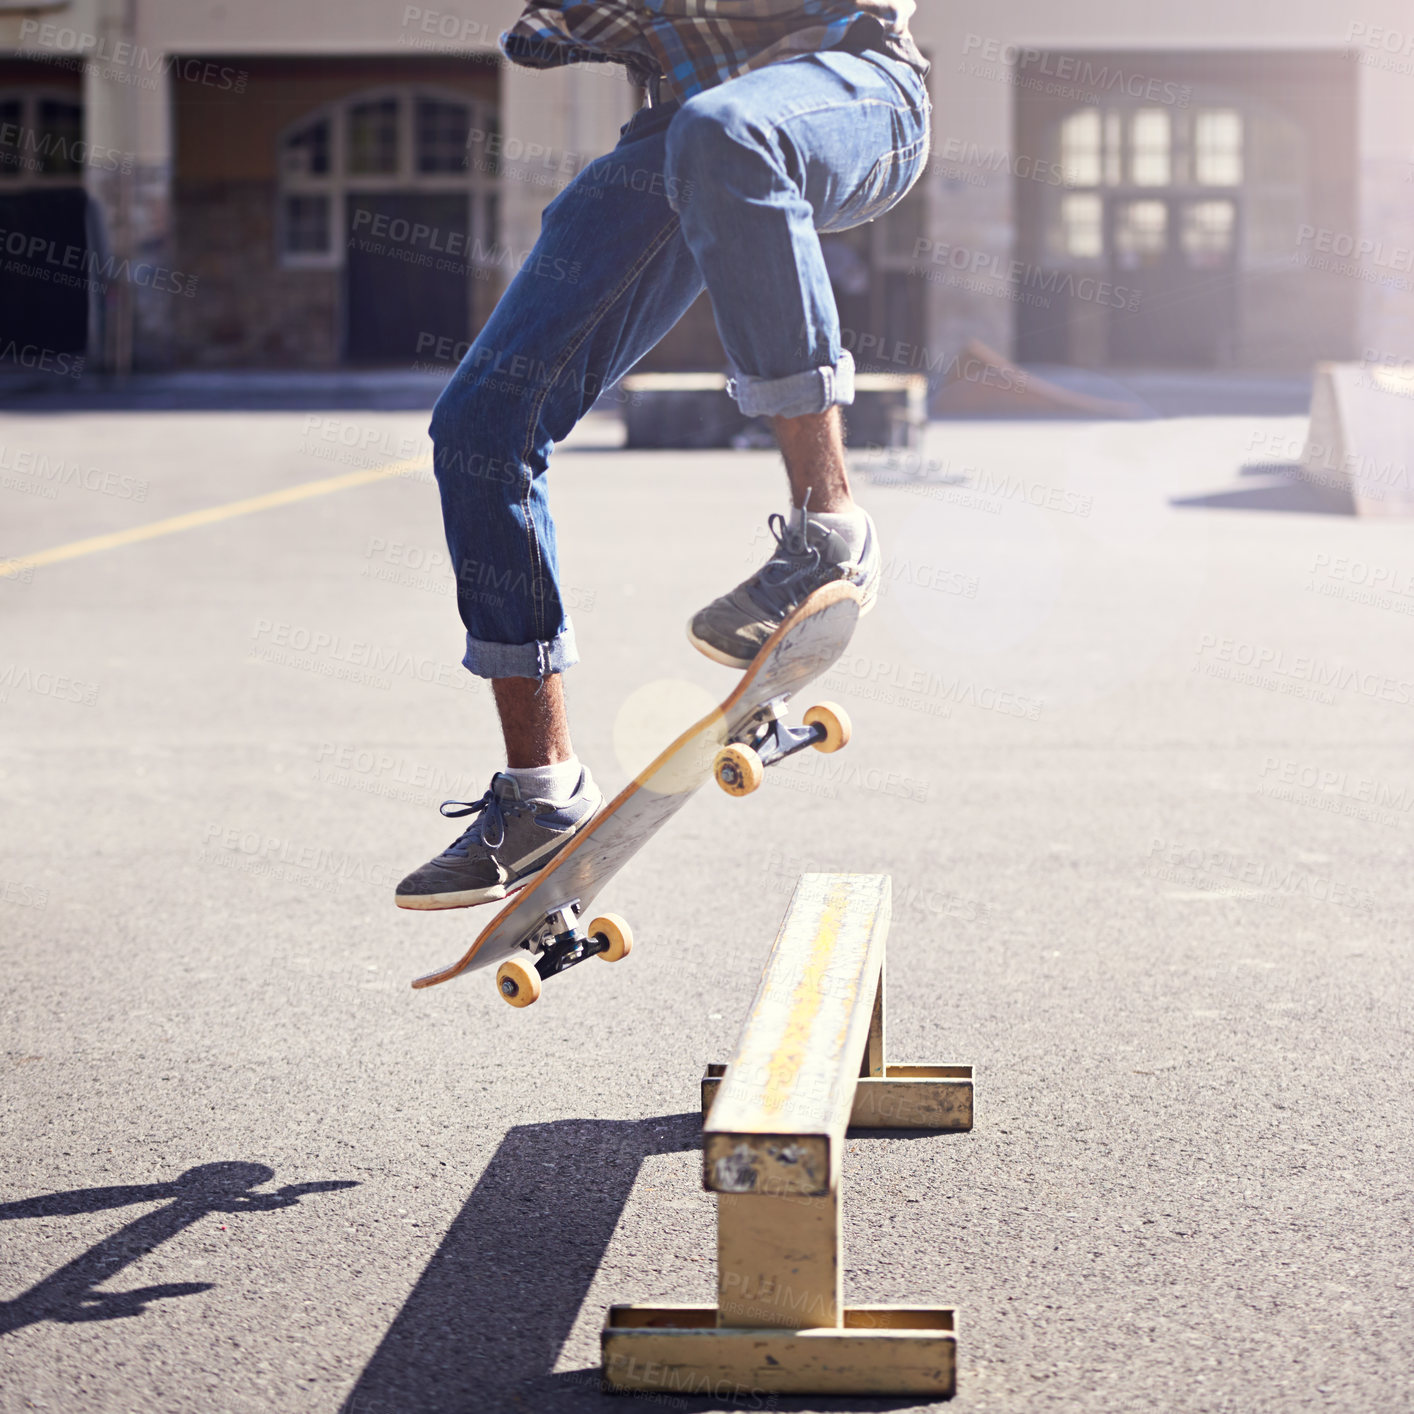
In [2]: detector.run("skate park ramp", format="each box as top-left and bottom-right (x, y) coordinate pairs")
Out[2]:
(1301, 362), (1414, 516)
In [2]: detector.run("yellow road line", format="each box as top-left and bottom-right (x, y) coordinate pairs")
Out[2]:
(2, 456), (429, 575)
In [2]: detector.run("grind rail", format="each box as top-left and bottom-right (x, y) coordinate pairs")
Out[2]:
(601, 873), (973, 1398)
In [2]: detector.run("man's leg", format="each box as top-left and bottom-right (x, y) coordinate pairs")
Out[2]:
(493, 675), (573, 768)
(661, 48), (931, 665)
(396, 105), (706, 909)
(775, 406), (852, 512)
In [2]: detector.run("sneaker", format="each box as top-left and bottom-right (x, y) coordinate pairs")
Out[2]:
(394, 767), (601, 910)
(688, 507), (880, 668)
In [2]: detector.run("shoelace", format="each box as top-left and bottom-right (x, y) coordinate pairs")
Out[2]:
(439, 785), (513, 853)
(758, 511), (822, 586)
(750, 490), (832, 615)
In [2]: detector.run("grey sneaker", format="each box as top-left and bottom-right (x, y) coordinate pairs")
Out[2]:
(688, 507), (879, 667)
(395, 767), (601, 910)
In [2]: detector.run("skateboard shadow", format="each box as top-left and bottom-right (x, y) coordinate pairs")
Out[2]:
(0, 1161), (358, 1338)
(341, 1114), (706, 1414)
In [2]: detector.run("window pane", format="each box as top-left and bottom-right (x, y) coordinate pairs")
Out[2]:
(1194, 109), (1243, 186)
(349, 98), (399, 175)
(1103, 111), (1122, 186)
(0, 99), (22, 178)
(1114, 199), (1168, 268)
(1060, 109), (1102, 187)
(283, 194), (330, 254)
(283, 118), (330, 177)
(1130, 109), (1171, 187)
(1182, 199), (1235, 267)
(416, 98), (470, 174)
(1060, 193), (1104, 259)
(37, 99), (83, 176)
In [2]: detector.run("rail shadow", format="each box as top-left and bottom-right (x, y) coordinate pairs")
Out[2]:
(343, 1113), (950, 1413)
(342, 1113), (710, 1414)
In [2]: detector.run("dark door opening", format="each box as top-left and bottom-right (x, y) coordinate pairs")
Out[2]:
(344, 192), (470, 365)
(0, 188), (90, 359)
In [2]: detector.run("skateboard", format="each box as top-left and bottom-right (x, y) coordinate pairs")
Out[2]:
(411, 580), (862, 1007)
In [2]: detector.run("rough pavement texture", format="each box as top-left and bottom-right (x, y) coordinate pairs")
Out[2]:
(1, 407), (1411, 1413)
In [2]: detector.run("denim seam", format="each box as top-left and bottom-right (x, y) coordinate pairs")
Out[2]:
(516, 213), (684, 647)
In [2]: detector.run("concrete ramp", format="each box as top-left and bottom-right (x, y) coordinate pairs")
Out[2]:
(1302, 362), (1414, 515)
(933, 338), (1146, 419)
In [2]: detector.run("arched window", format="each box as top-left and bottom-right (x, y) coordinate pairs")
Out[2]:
(276, 87), (498, 269)
(0, 90), (86, 190)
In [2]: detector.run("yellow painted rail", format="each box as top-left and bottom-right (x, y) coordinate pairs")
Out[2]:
(601, 872), (974, 1398)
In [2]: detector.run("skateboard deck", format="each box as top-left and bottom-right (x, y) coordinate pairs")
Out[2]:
(411, 580), (861, 1001)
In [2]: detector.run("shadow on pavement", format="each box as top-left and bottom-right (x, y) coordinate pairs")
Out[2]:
(0, 1161), (358, 1338)
(343, 1115), (943, 1414)
(1172, 463), (1356, 515)
(342, 1114), (710, 1414)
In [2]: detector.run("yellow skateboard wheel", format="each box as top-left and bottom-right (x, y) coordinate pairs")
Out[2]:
(496, 956), (542, 1007)
(804, 701), (851, 753)
(714, 743), (764, 796)
(589, 913), (633, 962)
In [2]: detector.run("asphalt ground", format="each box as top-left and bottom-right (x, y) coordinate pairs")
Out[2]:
(1, 403), (1411, 1414)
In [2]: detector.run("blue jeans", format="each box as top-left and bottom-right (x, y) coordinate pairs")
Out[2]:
(430, 46), (931, 679)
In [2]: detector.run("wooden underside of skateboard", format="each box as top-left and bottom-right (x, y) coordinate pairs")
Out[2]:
(411, 581), (861, 1006)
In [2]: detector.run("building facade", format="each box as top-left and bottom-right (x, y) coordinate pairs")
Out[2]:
(2, 0), (1412, 381)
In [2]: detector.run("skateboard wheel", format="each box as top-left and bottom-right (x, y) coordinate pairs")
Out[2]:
(496, 956), (542, 1008)
(589, 913), (633, 962)
(714, 743), (764, 797)
(804, 701), (851, 753)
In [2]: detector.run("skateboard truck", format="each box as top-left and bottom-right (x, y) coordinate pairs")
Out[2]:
(713, 698), (851, 797)
(495, 902), (633, 1008)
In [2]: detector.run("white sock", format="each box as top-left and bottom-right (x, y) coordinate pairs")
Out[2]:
(503, 757), (583, 803)
(797, 505), (868, 558)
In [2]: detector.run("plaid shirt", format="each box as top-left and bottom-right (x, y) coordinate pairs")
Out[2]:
(502, 2), (927, 103)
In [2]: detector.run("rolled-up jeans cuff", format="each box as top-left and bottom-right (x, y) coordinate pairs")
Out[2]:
(727, 349), (856, 418)
(461, 621), (579, 680)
